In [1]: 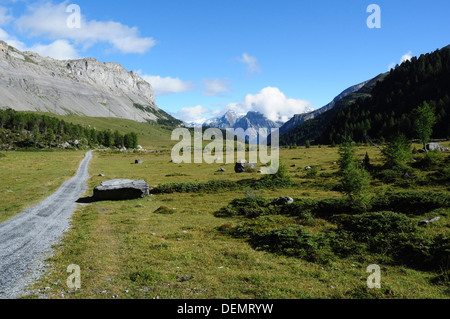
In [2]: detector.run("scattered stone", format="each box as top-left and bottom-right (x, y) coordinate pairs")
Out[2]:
(136, 204), (143, 208)
(135, 159), (143, 164)
(418, 217), (440, 225)
(218, 168), (226, 172)
(426, 143), (444, 152)
(305, 166), (312, 170)
(93, 179), (150, 201)
(234, 160), (256, 173)
(291, 164), (297, 167)
(178, 276), (194, 283)
(271, 197), (294, 205)
(99, 174), (105, 177)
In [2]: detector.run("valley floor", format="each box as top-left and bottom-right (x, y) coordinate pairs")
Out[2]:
(1, 144), (449, 299)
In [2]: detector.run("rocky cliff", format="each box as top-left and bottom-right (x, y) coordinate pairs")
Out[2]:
(0, 40), (169, 123)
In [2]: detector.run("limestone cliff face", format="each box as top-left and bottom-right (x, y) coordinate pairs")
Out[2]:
(0, 40), (166, 123)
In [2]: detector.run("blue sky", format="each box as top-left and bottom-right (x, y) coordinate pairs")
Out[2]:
(0, 0), (449, 123)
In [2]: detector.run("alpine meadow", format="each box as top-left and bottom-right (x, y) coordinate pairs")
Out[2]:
(0, 0), (448, 306)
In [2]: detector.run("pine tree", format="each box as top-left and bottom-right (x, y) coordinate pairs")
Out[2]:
(414, 101), (437, 151)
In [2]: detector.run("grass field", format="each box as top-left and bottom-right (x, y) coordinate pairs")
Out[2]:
(10, 142), (448, 299)
(0, 150), (86, 224)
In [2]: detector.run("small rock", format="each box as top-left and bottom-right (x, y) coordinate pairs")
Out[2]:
(218, 168), (226, 172)
(99, 174), (105, 177)
(418, 217), (440, 225)
(135, 159), (144, 164)
(305, 166), (312, 170)
(178, 276), (194, 282)
(271, 197), (294, 206)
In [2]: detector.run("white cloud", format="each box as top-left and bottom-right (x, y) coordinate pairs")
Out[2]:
(141, 75), (195, 96)
(30, 39), (79, 60)
(0, 27), (26, 50)
(226, 87), (312, 122)
(1, 26), (78, 60)
(400, 51), (412, 63)
(237, 53), (261, 75)
(389, 51), (413, 70)
(176, 105), (211, 124)
(0, 6), (13, 26)
(14, 1), (155, 54)
(202, 78), (232, 96)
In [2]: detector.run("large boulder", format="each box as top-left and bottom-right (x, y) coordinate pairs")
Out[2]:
(426, 143), (444, 152)
(234, 160), (257, 173)
(93, 179), (150, 201)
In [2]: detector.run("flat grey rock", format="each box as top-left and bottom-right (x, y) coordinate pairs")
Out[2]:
(94, 179), (150, 200)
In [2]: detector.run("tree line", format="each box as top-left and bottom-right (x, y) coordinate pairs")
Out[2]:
(280, 46), (450, 146)
(0, 108), (138, 149)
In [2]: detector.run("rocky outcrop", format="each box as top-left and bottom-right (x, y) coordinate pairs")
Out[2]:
(0, 40), (170, 123)
(93, 179), (150, 200)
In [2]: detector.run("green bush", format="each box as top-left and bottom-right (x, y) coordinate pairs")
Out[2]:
(372, 191), (450, 215)
(248, 224), (332, 263)
(214, 196), (272, 218)
(153, 206), (175, 215)
(416, 150), (444, 170)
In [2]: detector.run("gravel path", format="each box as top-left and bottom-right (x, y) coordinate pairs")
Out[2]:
(0, 151), (92, 299)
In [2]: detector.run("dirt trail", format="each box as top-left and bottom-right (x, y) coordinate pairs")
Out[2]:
(0, 151), (92, 299)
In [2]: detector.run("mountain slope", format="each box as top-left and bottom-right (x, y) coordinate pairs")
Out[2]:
(0, 41), (179, 124)
(278, 73), (387, 145)
(319, 46), (450, 144)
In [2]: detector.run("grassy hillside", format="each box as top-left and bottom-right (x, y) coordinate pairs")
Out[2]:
(279, 74), (387, 146)
(27, 112), (176, 149)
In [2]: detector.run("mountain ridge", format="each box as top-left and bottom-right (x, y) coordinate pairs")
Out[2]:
(278, 80), (369, 136)
(0, 41), (177, 124)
